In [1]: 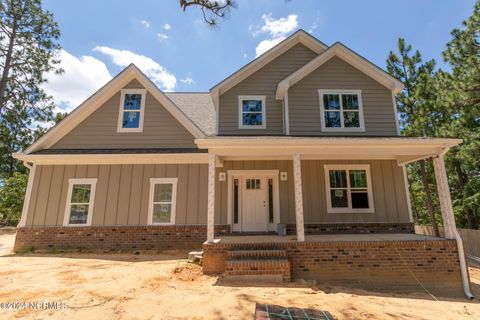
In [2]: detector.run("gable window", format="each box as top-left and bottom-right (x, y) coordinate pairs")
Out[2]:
(238, 95), (266, 129)
(324, 165), (374, 213)
(117, 89), (146, 132)
(64, 178), (97, 226)
(319, 90), (364, 131)
(148, 178), (178, 225)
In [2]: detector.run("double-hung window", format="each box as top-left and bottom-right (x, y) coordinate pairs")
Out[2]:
(117, 89), (146, 132)
(319, 90), (364, 131)
(238, 95), (266, 129)
(324, 165), (374, 213)
(148, 178), (178, 225)
(64, 178), (97, 226)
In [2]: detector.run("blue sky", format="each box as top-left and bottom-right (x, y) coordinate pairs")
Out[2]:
(42, 0), (477, 112)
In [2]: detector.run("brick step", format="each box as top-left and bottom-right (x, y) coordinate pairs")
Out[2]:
(224, 259), (291, 282)
(227, 249), (287, 259)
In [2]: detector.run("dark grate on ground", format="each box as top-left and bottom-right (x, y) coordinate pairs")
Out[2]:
(254, 303), (334, 320)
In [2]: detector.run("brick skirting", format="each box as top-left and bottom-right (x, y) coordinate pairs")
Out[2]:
(286, 223), (415, 235)
(14, 225), (230, 251)
(203, 238), (461, 288)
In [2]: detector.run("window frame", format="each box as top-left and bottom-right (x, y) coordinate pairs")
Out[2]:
(324, 164), (374, 214)
(147, 178), (178, 225)
(63, 178), (97, 226)
(238, 95), (267, 129)
(117, 88), (147, 133)
(318, 89), (365, 132)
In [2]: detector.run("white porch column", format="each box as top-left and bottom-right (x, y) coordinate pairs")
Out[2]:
(432, 154), (455, 239)
(207, 153), (216, 243)
(292, 154), (305, 242)
(433, 152), (474, 299)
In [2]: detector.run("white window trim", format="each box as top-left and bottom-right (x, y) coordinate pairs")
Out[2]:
(148, 178), (178, 225)
(63, 178), (97, 226)
(318, 89), (365, 132)
(117, 89), (147, 133)
(324, 164), (374, 214)
(238, 95), (267, 129)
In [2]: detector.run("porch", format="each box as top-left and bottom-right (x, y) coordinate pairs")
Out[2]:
(196, 137), (473, 297)
(202, 233), (462, 290)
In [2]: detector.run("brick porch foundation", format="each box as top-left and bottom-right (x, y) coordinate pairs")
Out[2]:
(14, 225), (230, 251)
(286, 222), (415, 235)
(203, 238), (462, 288)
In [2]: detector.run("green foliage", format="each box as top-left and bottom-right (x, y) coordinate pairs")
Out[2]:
(0, 172), (27, 225)
(0, 0), (62, 178)
(388, 1), (480, 229)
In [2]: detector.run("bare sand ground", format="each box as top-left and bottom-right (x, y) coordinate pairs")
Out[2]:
(0, 233), (479, 320)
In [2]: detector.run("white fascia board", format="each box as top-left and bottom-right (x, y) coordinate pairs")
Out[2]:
(195, 137), (462, 149)
(25, 65), (205, 155)
(210, 30), (327, 99)
(25, 66), (137, 154)
(276, 43), (405, 100)
(12, 153), (209, 165)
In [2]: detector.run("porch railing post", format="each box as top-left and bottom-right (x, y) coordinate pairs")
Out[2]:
(207, 153), (216, 243)
(293, 154), (305, 242)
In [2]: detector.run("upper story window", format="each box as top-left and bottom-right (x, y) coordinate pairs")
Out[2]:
(63, 178), (97, 226)
(324, 165), (374, 214)
(238, 95), (266, 129)
(117, 89), (147, 132)
(318, 90), (365, 131)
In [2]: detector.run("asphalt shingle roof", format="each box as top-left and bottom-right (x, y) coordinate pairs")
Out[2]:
(165, 92), (216, 136)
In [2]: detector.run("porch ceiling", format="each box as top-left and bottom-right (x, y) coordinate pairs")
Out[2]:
(195, 137), (462, 164)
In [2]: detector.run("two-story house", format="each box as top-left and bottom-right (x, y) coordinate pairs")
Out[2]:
(12, 30), (472, 296)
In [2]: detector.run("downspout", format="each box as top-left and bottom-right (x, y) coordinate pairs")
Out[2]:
(18, 161), (35, 228)
(436, 148), (474, 299)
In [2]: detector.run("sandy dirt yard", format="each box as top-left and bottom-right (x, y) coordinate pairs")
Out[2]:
(0, 232), (480, 320)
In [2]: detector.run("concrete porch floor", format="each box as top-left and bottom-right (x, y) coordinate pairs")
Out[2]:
(216, 233), (445, 244)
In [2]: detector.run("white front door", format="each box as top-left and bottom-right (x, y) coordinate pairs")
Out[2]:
(241, 176), (268, 232)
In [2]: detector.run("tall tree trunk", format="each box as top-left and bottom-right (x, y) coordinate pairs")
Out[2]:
(0, 16), (18, 113)
(419, 159), (440, 236)
(453, 159), (479, 229)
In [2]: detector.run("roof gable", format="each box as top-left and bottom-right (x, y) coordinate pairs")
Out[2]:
(25, 65), (205, 154)
(276, 42), (404, 99)
(210, 30), (327, 106)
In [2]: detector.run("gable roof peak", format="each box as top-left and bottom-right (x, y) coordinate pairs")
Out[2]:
(276, 41), (404, 99)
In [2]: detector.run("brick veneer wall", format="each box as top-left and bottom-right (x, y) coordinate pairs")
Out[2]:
(14, 225), (230, 251)
(203, 239), (461, 288)
(286, 223), (415, 235)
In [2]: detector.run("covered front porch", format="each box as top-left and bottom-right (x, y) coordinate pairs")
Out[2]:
(196, 136), (473, 298)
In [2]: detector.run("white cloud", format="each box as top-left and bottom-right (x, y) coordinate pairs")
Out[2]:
(253, 13), (298, 57)
(260, 13), (298, 37)
(94, 46), (176, 91)
(157, 33), (169, 40)
(140, 20), (150, 29)
(180, 77), (195, 85)
(163, 23), (171, 30)
(255, 37), (286, 57)
(42, 49), (112, 112)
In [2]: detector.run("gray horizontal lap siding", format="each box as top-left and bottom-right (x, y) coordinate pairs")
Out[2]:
(51, 80), (197, 149)
(218, 44), (318, 135)
(26, 164), (208, 227)
(288, 57), (398, 136)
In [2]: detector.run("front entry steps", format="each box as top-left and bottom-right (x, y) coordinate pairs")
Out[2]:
(224, 249), (291, 282)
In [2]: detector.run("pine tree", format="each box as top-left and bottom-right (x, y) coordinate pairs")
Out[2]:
(387, 38), (441, 235)
(0, 0), (62, 178)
